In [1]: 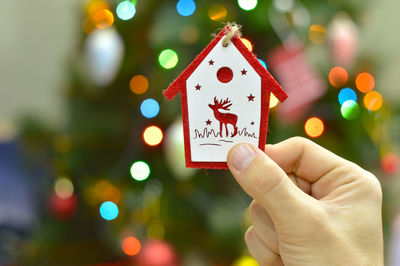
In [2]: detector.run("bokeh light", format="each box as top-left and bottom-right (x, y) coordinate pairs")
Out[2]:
(54, 177), (74, 199)
(269, 93), (279, 108)
(140, 98), (160, 118)
(99, 201), (119, 220)
(356, 72), (375, 93)
(159, 49), (178, 69)
(122, 236), (141, 256)
(341, 100), (360, 120)
(381, 153), (400, 175)
(180, 26), (199, 44)
(304, 117), (324, 138)
(241, 38), (253, 52)
(130, 161), (150, 181)
(308, 24), (327, 44)
(176, 0), (196, 16)
(116, 1), (136, 21)
(87, 1), (110, 16)
(147, 222), (165, 238)
(329, 66), (348, 87)
(338, 88), (357, 105)
(92, 9), (114, 29)
(238, 0), (258, 11)
(143, 126), (164, 146)
(363, 91), (383, 111)
(232, 255), (258, 266)
(208, 4), (227, 21)
(273, 0), (294, 12)
(130, 75), (149, 95)
(258, 59), (267, 69)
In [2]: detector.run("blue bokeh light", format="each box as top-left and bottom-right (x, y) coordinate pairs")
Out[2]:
(140, 98), (160, 119)
(338, 88), (357, 105)
(99, 201), (119, 221)
(258, 59), (267, 70)
(176, 0), (196, 16)
(116, 1), (136, 21)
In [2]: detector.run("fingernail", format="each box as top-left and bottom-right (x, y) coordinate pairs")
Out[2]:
(230, 144), (257, 171)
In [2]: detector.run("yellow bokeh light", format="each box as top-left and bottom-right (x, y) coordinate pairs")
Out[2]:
(241, 38), (253, 52)
(329, 66), (348, 87)
(147, 222), (165, 239)
(308, 24), (327, 44)
(54, 177), (74, 199)
(143, 126), (163, 146)
(208, 4), (227, 21)
(356, 72), (375, 93)
(130, 75), (149, 95)
(232, 255), (258, 266)
(269, 94), (279, 108)
(364, 91), (383, 111)
(304, 117), (325, 138)
(82, 17), (96, 34)
(92, 9), (114, 29)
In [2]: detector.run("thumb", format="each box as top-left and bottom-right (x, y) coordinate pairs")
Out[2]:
(227, 143), (312, 223)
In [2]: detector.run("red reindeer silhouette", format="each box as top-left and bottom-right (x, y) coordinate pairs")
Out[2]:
(208, 97), (238, 137)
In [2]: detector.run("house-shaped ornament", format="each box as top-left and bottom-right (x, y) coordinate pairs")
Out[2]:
(163, 25), (288, 169)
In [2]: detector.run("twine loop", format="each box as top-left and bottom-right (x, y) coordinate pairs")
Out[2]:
(222, 23), (242, 47)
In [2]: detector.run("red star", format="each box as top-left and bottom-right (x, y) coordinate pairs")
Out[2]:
(195, 84), (201, 90)
(206, 119), (212, 125)
(241, 69), (247, 75)
(247, 94), (255, 101)
(251, 121), (254, 125)
(208, 60), (214, 65)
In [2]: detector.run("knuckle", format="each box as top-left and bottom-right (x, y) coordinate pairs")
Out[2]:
(361, 171), (382, 200)
(244, 226), (255, 245)
(249, 201), (262, 220)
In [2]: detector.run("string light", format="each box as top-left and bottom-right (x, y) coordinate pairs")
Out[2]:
(87, 1), (110, 16)
(338, 88), (357, 105)
(176, 0), (196, 17)
(238, 0), (258, 11)
(269, 94), (279, 108)
(329, 66), (348, 87)
(258, 59), (267, 69)
(143, 126), (164, 146)
(356, 72), (375, 93)
(159, 49), (178, 69)
(304, 117), (324, 138)
(54, 177), (74, 199)
(122, 236), (141, 256)
(308, 24), (327, 44)
(92, 9), (114, 29)
(130, 161), (150, 181)
(116, 1), (136, 21)
(232, 255), (258, 266)
(363, 91), (383, 111)
(208, 4), (227, 21)
(241, 38), (253, 52)
(99, 201), (119, 220)
(130, 75), (149, 95)
(140, 98), (160, 118)
(341, 100), (360, 120)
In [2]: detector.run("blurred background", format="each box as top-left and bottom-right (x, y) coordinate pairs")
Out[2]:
(0, 0), (399, 265)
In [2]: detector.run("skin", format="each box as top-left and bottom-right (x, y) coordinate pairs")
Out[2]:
(227, 137), (383, 266)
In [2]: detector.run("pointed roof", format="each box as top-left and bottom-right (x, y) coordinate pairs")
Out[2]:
(163, 25), (287, 103)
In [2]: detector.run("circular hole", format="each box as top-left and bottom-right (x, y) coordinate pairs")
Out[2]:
(217, 67), (233, 83)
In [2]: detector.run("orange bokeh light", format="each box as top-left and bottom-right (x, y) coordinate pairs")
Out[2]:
(130, 75), (149, 95)
(143, 126), (163, 146)
(329, 67), (348, 87)
(304, 117), (325, 138)
(122, 237), (141, 256)
(92, 9), (114, 29)
(363, 91), (383, 111)
(87, 1), (110, 16)
(208, 4), (227, 21)
(356, 72), (375, 93)
(241, 38), (253, 52)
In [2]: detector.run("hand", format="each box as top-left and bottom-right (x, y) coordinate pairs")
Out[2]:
(227, 137), (383, 266)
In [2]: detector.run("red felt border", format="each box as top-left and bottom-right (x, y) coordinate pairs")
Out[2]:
(163, 26), (288, 169)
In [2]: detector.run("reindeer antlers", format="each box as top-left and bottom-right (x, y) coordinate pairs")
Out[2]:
(211, 97), (232, 110)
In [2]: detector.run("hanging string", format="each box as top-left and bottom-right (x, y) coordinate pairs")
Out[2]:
(222, 22), (242, 47)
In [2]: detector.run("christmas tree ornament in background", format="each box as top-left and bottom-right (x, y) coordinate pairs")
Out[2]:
(328, 14), (359, 68)
(134, 239), (179, 266)
(84, 27), (124, 87)
(163, 24), (287, 169)
(164, 119), (196, 180)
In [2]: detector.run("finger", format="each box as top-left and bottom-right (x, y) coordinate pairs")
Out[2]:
(227, 143), (311, 223)
(288, 173), (311, 195)
(249, 200), (279, 253)
(245, 226), (283, 266)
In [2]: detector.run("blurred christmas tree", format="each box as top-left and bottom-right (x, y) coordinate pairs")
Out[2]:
(11, 0), (399, 265)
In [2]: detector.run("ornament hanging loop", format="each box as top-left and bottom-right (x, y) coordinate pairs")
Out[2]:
(222, 22), (242, 47)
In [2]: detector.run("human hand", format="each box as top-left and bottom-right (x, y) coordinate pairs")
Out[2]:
(227, 137), (383, 266)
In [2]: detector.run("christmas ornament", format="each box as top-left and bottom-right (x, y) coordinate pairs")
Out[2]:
(49, 192), (78, 220)
(84, 27), (124, 87)
(134, 239), (179, 266)
(163, 24), (287, 169)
